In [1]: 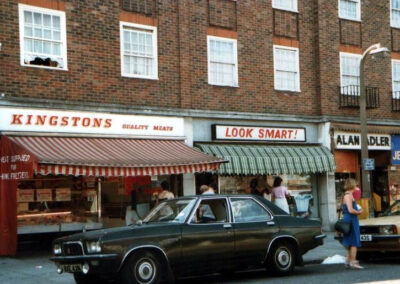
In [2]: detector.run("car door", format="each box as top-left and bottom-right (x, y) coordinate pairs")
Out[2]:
(229, 197), (279, 269)
(180, 197), (234, 276)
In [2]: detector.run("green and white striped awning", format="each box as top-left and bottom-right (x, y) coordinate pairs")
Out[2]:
(196, 144), (336, 175)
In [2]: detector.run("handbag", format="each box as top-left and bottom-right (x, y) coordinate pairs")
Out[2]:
(334, 219), (351, 234)
(334, 206), (351, 235)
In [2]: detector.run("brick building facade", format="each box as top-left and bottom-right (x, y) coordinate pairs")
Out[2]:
(2, 0), (400, 233)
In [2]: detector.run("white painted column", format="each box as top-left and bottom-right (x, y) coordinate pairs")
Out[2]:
(183, 117), (196, 196)
(318, 122), (337, 231)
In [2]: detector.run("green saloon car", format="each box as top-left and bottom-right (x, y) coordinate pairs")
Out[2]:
(50, 195), (326, 284)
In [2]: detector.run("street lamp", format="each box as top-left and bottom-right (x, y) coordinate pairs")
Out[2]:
(359, 43), (390, 217)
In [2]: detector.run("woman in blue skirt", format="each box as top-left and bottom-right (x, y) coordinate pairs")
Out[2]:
(342, 178), (364, 269)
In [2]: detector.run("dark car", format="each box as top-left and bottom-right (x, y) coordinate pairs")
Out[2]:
(50, 195), (326, 284)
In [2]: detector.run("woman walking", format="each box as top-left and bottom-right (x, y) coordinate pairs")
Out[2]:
(272, 177), (290, 214)
(342, 178), (364, 269)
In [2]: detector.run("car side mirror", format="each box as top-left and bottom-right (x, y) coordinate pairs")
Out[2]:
(136, 220), (143, 226)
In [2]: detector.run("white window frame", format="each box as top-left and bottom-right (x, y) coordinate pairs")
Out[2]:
(207, 35), (239, 87)
(272, 0), (298, 13)
(392, 60), (400, 98)
(338, 0), (361, 21)
(339, 52), (361, 94)
(18, 4), (68, 70)
(273, 45), (301, 92)
(120, 22), (158, 80)
(391, 0), (400, 28)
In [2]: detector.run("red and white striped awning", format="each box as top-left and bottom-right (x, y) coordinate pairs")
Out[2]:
(7, 136), (224, 177)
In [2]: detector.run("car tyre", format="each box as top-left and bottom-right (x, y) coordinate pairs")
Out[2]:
(73, 272), (102, 284)
(121, 251), (162, 284)
(267, 241), (295, 276)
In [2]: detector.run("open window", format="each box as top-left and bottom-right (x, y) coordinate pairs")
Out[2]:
(190, 198), (228, 224)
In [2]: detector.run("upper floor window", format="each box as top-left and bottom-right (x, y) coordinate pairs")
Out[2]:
(273, 45), (300, 92)
(120, 22), (158, 79)
(392, 0), (400, 28)
(340, 52), (361, 95)
(207, 36), (238, 87)
(339, 0), (361, 21)
(18, 4), (67, 70)
(272, 0), (298, 12)
(392, 60), (400, 98)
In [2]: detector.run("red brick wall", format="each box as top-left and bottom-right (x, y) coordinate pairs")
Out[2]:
(1, 0), (400, 120)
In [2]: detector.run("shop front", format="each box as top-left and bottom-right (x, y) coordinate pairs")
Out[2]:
(332, 124), (396, 215)
(0, 107), (223, 256)
(193, 123), (336, 224)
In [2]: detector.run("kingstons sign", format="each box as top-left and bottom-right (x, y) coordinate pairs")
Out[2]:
(0, 107), (184, 137)
(334, 131), (391, 150)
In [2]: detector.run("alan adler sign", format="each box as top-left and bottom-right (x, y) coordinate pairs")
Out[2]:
(213, 125), (306, 142)
(334, 131), (391, 150)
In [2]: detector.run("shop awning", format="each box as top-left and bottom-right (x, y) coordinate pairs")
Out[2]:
(6, 136), (225, 177)
(196, 144), (335, 175)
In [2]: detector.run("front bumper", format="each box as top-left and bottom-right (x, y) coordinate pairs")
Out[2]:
(50, 253), (120, 274)
(335, 234), (400, 252)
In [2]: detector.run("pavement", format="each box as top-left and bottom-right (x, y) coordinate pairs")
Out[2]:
(0, 231), (345, 284)
(303, 231), (346, 264)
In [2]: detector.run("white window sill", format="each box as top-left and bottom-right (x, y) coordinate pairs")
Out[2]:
(208, 82), (239, 88)
(391, 25), (400, 29)
(275, 88), (301, 93)
(272, 7), (299, 13)
(122, 74), (159, 80)
(339, 16), (361, 22)
(21, 63), (68, 71)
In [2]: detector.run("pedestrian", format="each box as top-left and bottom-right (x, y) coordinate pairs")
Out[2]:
(272, 176), (290, 214)
(248, 178), (262, 196)
(342, 178), (364, 269)
(156, 181), (174, 204)
(352, 184), (361, 201)
(262, 185), (272, 201)
(201, 183), (216, 194)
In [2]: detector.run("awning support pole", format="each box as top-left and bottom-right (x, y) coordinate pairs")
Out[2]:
(98, 178), (102, 219)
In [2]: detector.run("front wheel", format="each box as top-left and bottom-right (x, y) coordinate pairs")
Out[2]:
(121, 251), (162, 284)
(266, 241), (295, 276)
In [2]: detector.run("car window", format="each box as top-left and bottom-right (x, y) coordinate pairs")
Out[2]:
(230, 198), (272, 223)
(190, 199), (228, 224)
(388, 202), (400, 216)
(144, 198), (196, 223)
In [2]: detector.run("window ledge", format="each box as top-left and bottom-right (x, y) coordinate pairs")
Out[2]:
(21, 63), (68, 71)
(121, 74), (159, 80)
(272, 7), (299, 14)
(339, 16), (361, 23)
(275, 89), (301, 94)
(208, 83), (239, 88)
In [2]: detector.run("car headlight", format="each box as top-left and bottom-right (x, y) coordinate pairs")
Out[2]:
(86, 241), (101, 254)
(379, 225), (396, 235)
(53, 244), (62, 255)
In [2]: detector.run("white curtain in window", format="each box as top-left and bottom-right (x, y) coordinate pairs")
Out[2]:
(392, 0), (400, 27)
(209, 39), (237, 86)
(123, 28), (154, 77)
(273, 0), (297, 11)
(393, 61), (400, 98)
(274, 48), (299, 91)
(23, 9), (63, 67)
(340, 0), (359, 20)
(341, 54), (360, 95)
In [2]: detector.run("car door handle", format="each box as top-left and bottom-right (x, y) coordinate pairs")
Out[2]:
(267, 221), (275, 226)
(223, 224), (232, 229)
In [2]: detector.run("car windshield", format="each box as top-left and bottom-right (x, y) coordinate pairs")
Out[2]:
(143, 198), (197, 223)
(383, 200), (400, 216)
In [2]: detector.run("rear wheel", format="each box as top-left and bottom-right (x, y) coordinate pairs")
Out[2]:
(266, 241), (295, 276)
(121, 251), (162, 284)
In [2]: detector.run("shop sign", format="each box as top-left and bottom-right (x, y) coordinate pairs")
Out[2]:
(212, 125), (306, 142)
(0, 107), (184, 137)
(17, 189), (34, 202)
(36, 189), (53, 202)
(334, 131), (391, 150)
(363, 159), (375, 171)
(391, 135), (400, 165)
(56, 188), (71, 201)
